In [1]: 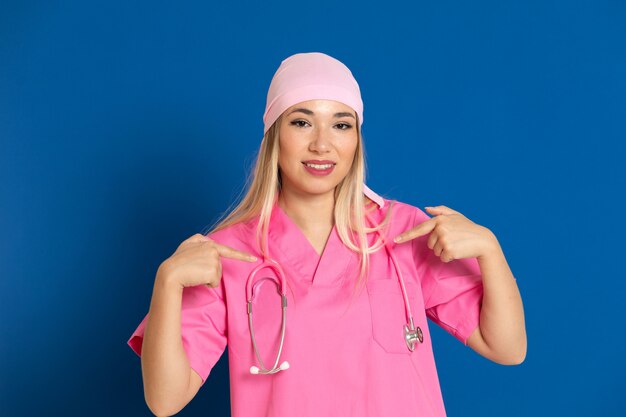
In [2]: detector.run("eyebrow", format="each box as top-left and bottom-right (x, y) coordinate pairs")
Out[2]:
(287, 108), (356, 119)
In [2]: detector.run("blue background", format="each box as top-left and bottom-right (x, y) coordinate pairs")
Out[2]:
(1, 1), (624, 416)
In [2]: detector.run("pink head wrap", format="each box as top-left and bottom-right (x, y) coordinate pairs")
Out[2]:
(263, 52), (364, 135)
(262, 51), (383, 208)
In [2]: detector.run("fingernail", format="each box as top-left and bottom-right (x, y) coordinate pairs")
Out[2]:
(393, 236), (401, 243)
(249, 256), (258, 261)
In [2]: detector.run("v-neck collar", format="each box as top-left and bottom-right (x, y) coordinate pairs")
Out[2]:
(267, 193), (386, 287)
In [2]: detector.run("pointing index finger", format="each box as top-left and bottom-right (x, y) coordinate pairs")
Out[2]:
(214, 242), (258, 262)
(393, 217), (437, 244)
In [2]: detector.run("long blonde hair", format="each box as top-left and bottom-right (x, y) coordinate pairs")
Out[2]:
(202, 113), (393, 294)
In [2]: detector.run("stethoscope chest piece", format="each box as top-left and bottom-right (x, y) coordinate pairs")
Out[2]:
(404, 321), (424, 351)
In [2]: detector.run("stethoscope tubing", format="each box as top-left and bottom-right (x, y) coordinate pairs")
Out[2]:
(246, 261), (289, 375)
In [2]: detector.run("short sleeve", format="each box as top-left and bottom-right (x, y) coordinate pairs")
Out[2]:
(127, 284), (228, 385)
(411, 209), (484, 345)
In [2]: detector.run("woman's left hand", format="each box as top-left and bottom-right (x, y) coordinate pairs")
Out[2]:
(393, 205), (499, 262)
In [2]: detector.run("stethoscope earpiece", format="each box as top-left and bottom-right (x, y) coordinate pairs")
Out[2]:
(249, 362), (290, 375)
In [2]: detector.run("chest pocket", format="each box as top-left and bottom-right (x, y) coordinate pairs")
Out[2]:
(366, 278), (421, 354)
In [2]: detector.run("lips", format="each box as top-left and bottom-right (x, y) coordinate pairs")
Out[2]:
(302, 160), (336, 176)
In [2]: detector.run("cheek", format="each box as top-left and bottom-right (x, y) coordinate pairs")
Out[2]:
(277, 140), (303, 171)
(278, 135), (293, 161)
(340, 140), (358, 162)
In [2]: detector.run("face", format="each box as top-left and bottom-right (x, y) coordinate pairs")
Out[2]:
(278, 99), (359, 199)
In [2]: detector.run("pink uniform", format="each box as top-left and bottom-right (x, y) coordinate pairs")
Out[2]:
(127, 194), (484, 417)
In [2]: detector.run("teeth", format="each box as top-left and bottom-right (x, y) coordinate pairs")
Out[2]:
(305, 163), (333, 170)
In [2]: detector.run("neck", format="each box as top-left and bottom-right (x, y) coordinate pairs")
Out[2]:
(277, 189), (335, 232)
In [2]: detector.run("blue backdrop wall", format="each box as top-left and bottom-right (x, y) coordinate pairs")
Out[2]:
(1, 1), (625, 416)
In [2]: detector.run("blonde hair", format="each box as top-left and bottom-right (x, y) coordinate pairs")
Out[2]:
(203, 113), (393, 296)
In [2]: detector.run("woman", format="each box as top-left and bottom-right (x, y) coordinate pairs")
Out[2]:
(127, 52), (526, 417)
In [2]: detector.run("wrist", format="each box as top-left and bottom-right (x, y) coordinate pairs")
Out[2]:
(477, 228), (502, 262)
(155, 263), (183, 292)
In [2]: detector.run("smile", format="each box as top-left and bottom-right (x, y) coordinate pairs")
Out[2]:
(301, 161), (335, 176)
(304, 162), (333, 169)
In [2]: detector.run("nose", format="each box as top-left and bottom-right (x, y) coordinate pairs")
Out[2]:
(308, 127), (331, 153)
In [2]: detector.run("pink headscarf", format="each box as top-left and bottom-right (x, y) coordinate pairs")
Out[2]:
(262, 52), (383, 207)
(263, 52), (364, 134)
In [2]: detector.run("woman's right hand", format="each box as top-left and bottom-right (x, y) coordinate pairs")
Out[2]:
(158, 233), (258, 289)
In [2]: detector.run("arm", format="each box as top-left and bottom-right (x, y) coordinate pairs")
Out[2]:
(140, 266), (201, 416)
(467, 235), (527, 365)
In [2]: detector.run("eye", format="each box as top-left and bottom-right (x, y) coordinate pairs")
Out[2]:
(335, 122), (352, 130)
(290, 119), (310, 128)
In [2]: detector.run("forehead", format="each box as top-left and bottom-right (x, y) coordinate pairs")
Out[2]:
(284, 99), (356, 115)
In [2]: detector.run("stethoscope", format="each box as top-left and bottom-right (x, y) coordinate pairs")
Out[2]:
(245, 204), (424, 375)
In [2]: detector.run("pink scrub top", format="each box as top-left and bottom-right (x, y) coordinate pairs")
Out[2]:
(127, 195), (484, 417)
